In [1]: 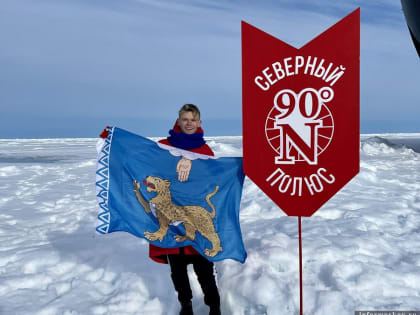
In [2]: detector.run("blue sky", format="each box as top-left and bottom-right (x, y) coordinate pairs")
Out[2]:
(1, 0), (419, 138)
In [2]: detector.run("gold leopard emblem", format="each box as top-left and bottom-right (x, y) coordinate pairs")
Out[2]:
(133, 176), (222, 257)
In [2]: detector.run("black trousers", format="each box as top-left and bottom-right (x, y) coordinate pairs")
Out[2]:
(168, 251), (220, 307)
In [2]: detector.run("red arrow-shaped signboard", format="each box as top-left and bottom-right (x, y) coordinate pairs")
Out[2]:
(242, 9), (360, 217)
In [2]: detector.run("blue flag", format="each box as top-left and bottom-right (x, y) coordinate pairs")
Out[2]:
(96, 127), (247, 263)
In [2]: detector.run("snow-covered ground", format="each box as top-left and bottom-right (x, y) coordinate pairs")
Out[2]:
(1, 135), (420, 315)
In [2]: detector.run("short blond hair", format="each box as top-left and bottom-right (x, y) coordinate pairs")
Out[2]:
(179, 104), (201, 119)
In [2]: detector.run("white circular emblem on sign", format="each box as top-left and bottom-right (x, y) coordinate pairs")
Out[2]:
(265, 87), (335, 165)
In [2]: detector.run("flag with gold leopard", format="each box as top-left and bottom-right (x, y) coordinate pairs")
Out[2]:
(96, 127), (247, 263)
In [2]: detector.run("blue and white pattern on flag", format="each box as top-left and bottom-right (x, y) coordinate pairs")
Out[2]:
(96, 127), (247, 263)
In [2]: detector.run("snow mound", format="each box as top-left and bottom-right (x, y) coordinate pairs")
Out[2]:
(206, 137), (242, 157)
(361, 136), (416, 156)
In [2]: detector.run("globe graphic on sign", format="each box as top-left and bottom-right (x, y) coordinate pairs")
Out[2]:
(265, 88), (335, 162)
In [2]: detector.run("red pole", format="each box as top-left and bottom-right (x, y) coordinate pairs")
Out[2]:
(299, 216), (303, 315)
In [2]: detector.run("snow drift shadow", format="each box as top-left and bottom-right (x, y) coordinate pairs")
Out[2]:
(46, 221), (176, 314)
(0, 154), (83, 164)
(362, 136), (420, 154)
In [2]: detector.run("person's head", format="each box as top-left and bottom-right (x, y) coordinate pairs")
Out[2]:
(177, 104), (202, 134)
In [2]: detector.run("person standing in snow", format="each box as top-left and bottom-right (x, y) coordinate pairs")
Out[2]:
(150, 104), (221, 315)
(100, 104), (221, 315)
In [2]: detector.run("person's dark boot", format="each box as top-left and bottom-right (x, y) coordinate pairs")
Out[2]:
(209, 304), (221, 315)
(179, 301), (193, 315)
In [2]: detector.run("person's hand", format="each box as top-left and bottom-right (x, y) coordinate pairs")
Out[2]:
(99, 126), (110, 139)
(176, 157), (192, 182)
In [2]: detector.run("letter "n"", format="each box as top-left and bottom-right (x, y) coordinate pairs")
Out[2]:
(275, 122), (320, 165)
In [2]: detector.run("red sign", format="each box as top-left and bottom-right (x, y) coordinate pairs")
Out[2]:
(242, 9), (360, 217)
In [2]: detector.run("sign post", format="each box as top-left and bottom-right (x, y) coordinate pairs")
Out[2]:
(242, 9), (360, 314)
